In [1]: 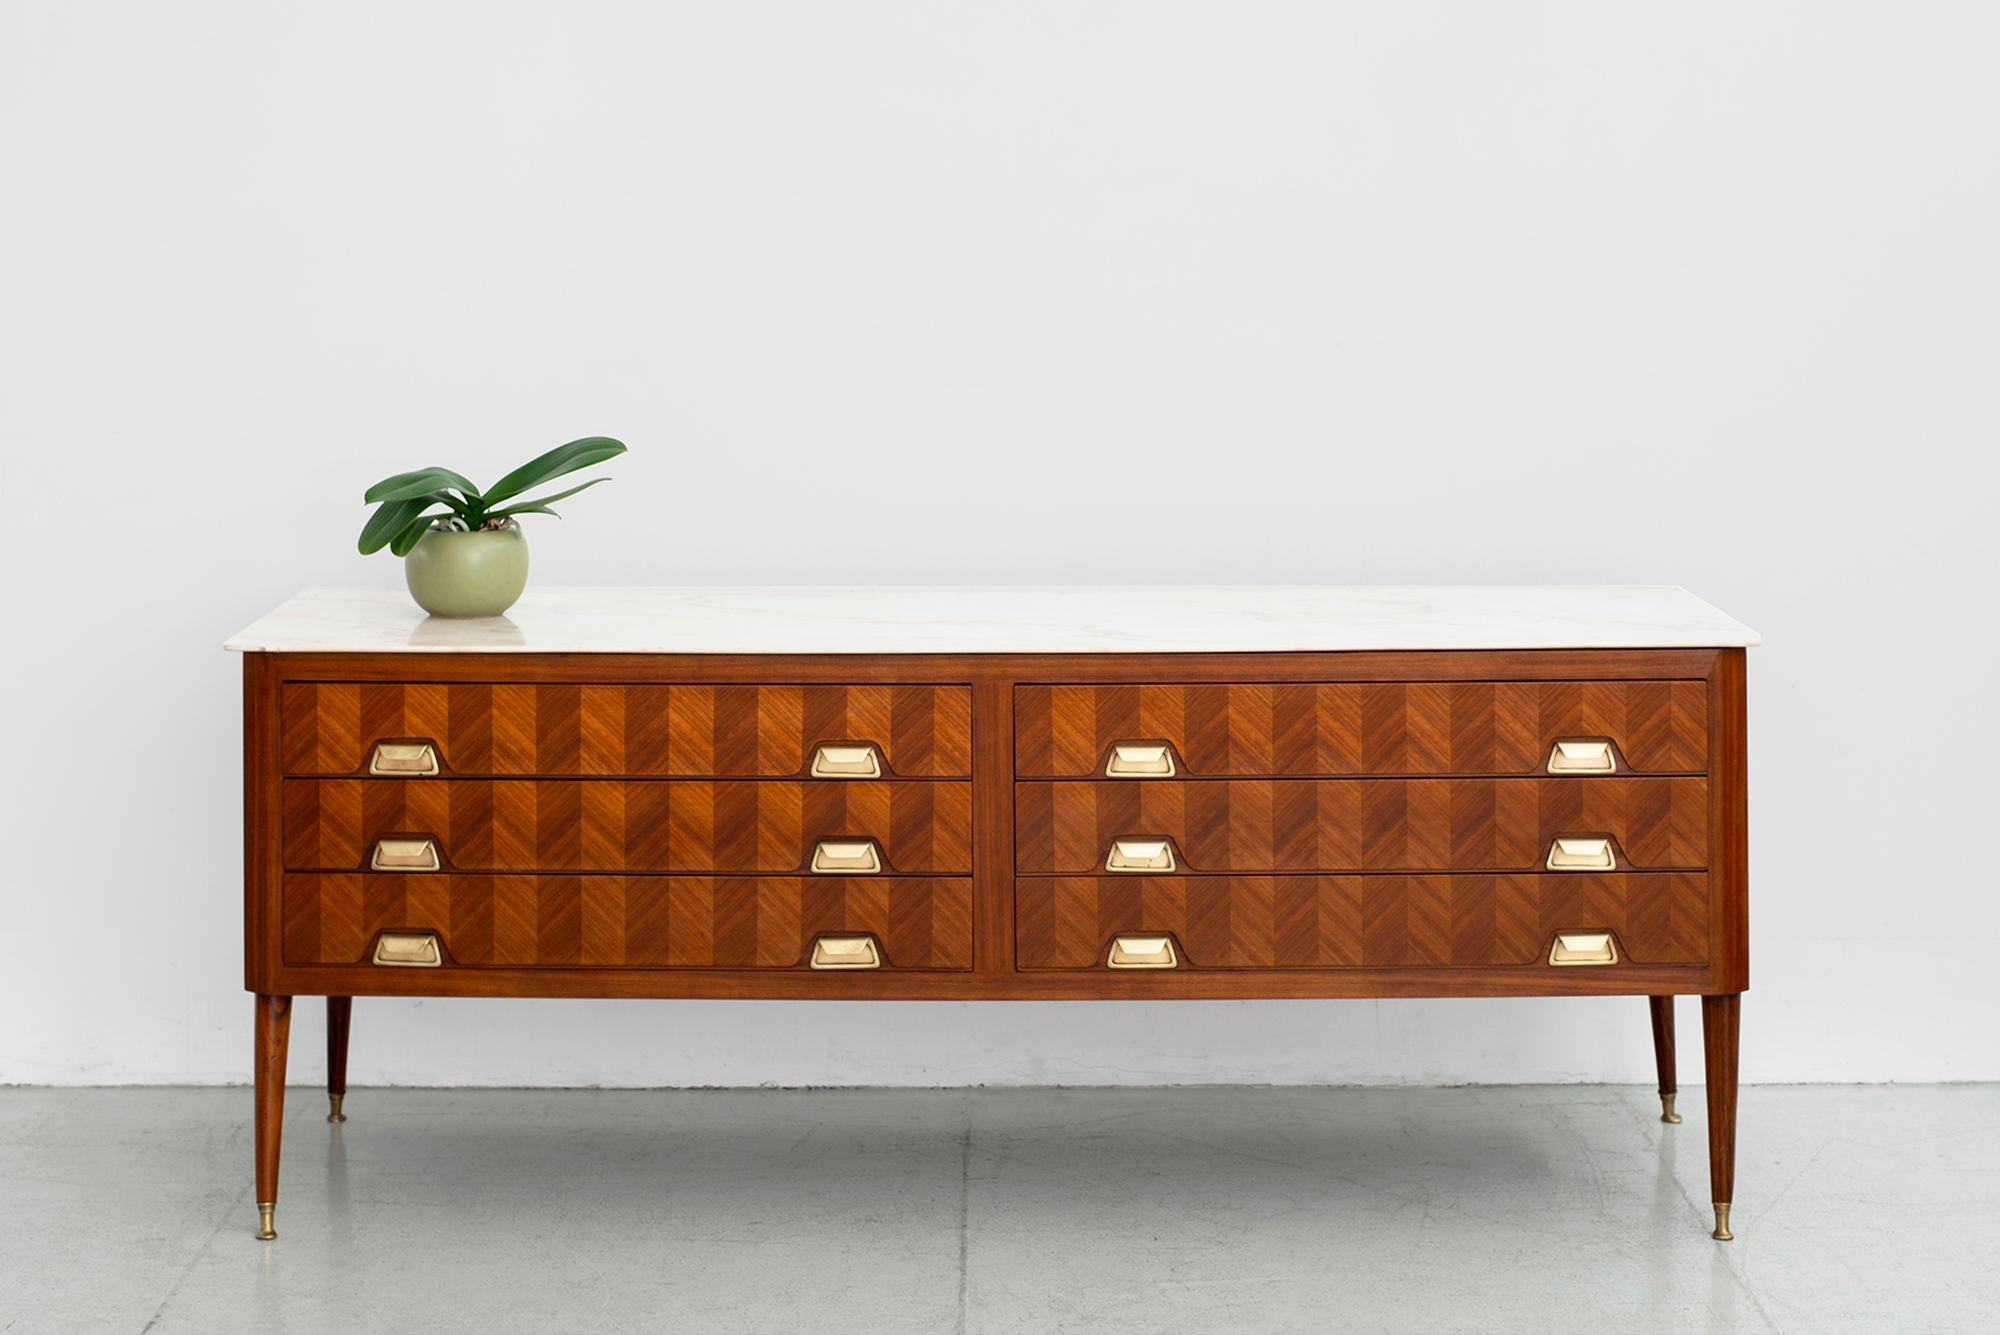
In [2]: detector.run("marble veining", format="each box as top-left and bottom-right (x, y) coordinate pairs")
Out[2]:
(224, 586), (1760, 654)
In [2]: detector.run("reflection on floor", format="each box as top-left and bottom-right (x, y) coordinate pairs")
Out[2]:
(3, 1084), (1993, 1334)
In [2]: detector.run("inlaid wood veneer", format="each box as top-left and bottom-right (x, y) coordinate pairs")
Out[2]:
(283, 779), (973, 874)
(1016, 778), (1708, 874)
(283, 683), (972, 777)
(284, 874), (973, 969)
(1016, 681), (1708, 777)
(1015, 874), (1709, 969)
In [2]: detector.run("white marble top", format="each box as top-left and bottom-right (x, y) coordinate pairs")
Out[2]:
(224, 586), (1759, 654)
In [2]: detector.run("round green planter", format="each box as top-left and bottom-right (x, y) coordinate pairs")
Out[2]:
(403, 524), (530, 618)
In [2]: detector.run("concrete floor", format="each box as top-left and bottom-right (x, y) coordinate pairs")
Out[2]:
(1, 1086), (1993, 1334)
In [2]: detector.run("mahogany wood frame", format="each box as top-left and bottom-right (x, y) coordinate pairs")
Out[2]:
(245, 648), (1746, 1000)
(242, 645), (1748, 1238)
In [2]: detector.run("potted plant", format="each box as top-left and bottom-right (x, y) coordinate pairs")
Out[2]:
(358, 436), (627, 617)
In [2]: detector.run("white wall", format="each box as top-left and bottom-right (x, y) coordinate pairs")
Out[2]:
(2, 2), (1994, 1087)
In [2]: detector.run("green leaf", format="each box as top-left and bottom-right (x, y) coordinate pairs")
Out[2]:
(481, 437), (626, 505)
(420, 489), (472, 515)
(364, 466), (482, 505)
(485, 477), (609, 517)
(388, 511), (447, 557)
(358, 497), (426, 555)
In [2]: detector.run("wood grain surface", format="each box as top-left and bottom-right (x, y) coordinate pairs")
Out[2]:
(1017, 680), (1707, 776)
(283, 682), (972, 777)
(1015, 873), (1708, 969)
(1016, 777), (1708, 874)
(245, 646), (1745, 1003)
(283, 778), (973, 874)
(284, 873), (973, 969)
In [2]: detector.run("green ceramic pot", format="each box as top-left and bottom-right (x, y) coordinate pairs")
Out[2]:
(403, 523), (529, 618)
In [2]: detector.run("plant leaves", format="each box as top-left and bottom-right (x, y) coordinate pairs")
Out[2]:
(388, 510), (447, 557)
(364, 466), (482, 505)
(481, 437), (626, 505)
(358, 497), (427, 554)
(396, 488), (471, 517)
(485, 477), (608, 517)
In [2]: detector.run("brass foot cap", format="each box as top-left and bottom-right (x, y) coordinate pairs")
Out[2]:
(1711, 1204), (1734, 1242)
(327, 1093), (347, 1124)
(1660, 1093), (1683, 1124)
(255, 1203), (277, 1241)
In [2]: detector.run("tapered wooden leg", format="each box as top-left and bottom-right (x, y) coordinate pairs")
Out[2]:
(254, 994), (293, 1240)
(1702, 993), (1741, 1241)
(1648, 996), (1681, 1123)
(326, 997), (352, 1123)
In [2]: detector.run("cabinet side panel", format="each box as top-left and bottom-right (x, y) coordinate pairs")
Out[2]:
(244, 653), (285, 992)
(1711, 649), (1749, 991)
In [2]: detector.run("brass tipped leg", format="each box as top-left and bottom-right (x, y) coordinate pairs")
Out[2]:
(1660, 1093), (1682, 1124)
(327, 1093), (347, 1124)
(255, 1202), (277, 1241)
(1711, 1203), (1733, 1241)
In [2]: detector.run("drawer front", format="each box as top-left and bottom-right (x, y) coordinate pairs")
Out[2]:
(282, 683), (972, 778)
(1016, 681), (1707, 777)
(1016, 778), (1707, 874)
(1017, 874), (1708, 969)
(284, 874), (972, 969)
(284, 779), (973, 874)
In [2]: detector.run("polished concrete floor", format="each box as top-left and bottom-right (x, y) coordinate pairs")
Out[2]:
(1, 1085), (1993, 1334)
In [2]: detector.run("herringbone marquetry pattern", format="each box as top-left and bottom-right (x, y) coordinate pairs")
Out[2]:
(1016, 778), (1707, 873)
(1016, 681), (1707, 776)
(283, 874), (973, 969)
(1015, 873), (1708, 969)
(284, 779), (973, 873)
(282, 683), (972, 777)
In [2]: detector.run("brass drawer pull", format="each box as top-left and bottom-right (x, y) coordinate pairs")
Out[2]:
(1546, 837), (1615, 872)
(1107, 934), (1179, 969)
(1105, 743), (1176, 778)
(1105, 839), (1176, 873)
(370, 837), (440, 872)
(810, 743), (881, 779)
(809, 934), (881, 970)
(811, 839), (881, 874)
(372, 931), (442, 968)
(1547, 739), (1616, 775)
(368, 741), (439, 776)
(1548, 932), (1619, 967)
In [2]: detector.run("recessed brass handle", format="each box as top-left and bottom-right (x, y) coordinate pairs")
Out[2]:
(1546, 837), (1615, 872)
(372, 931), (442, 968)
(809, 934), (882, 970)
(1548, 932), (1619, 966)
(810, 743), (882, 779)
(368, 741), (439, 776)
(1105, 743), (1176, 778)
(1547, 739), (1617, 775)
(1107, 934), (1179, 969)
(811, 839), (881, 874)
(370, 838), (440, 872)
(1105, 839), (1177, 873)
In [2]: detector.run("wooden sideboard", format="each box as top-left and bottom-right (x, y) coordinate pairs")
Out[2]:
(229, 587), (1757, 1243)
